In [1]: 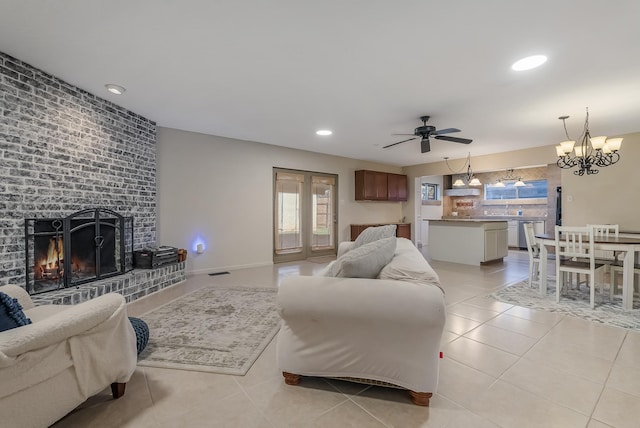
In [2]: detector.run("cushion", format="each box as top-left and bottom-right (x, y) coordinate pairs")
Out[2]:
(0, 291), (32, 332)
(325, 237), (397, 278)
(353, 224), (397, 248)
(129, 317), (150, 355)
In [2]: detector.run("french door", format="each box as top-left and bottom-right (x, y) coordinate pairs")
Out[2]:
(273, 168), (338, 263)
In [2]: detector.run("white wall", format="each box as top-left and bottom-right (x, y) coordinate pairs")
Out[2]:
(420, 175), (445, 220)
(156, 127), (404, 274)
(561, 132), (640, 231)
(415, 175), (444, 246)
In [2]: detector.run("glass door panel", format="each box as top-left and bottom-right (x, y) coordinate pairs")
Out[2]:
(274, 169), (337, 262)
(311, 175), (335, 252)
(274, 172), (304, 255)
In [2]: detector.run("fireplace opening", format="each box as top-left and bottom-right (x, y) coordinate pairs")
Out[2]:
(26, 209), (134, 295)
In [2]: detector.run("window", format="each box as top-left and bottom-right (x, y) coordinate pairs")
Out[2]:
(485, 180), (548, 200)
(421, 183), (439, 201)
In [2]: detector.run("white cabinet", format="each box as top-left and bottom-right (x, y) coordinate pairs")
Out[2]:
(429, 220), (508, 265)
(532, 221), (545, 235)
(485, 229), (508, 261)
(507, 220), (519, 247)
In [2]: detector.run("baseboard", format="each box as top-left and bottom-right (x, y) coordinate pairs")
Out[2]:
(187, 261), (274, 276)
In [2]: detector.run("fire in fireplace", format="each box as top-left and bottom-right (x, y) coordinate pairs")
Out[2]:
(25, 208), (134, 295)
(35, 236), (64, 281)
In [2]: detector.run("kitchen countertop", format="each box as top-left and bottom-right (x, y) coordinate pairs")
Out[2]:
(440, 216), (548, 221)
(434, 218), (508, 222)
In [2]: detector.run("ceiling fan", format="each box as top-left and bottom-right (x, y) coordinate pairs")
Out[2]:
(383, 115), (473, 153)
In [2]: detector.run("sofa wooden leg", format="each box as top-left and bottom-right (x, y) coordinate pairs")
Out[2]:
(111, 382), (126, 399)
(409, 391), (432, 406)
(282, 372), (301, 385)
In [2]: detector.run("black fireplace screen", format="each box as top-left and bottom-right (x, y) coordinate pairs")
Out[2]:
(25, 208), (134, 295)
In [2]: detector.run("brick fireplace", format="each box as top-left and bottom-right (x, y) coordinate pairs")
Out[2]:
(0, 51), (181, 303)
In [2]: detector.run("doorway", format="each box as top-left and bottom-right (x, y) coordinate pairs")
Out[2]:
(273, 168), (338, 263)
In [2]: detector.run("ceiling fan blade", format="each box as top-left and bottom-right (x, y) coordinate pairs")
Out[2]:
(420, 138), (431, 153)
(432, 128), (461, 135)
(383, 137), (417, 149)
(391, 133), (418, 136)
(434, 135), (473, 144)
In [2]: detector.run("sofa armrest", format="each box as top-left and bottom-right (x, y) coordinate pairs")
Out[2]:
(0, 293), (128, 361)
(337, 241), (355, 258)
(0, 285), (35, 310)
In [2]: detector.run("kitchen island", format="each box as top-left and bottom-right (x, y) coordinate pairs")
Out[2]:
(429, 219), (508, 265)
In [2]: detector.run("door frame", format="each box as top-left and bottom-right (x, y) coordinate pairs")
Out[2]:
(273, 167), (338, 263)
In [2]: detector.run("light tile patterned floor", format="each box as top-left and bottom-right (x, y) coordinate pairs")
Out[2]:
(52, 250), (640, 427)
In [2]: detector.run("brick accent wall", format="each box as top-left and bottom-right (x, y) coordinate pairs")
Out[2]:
(0, 52), (157, 288)
(31, 262), (186, 306)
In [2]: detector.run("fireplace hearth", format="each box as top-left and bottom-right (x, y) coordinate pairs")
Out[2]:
(25, 208), (134, 295)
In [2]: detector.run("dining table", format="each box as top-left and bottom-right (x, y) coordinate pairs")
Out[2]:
(535, 233), (640, 311)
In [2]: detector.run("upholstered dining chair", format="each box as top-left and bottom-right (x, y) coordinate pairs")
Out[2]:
(523, 223), (540, 288)
(555, 225), (606, 308)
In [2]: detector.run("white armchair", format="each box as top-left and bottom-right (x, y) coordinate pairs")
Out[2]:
(0, 285), (138, 428)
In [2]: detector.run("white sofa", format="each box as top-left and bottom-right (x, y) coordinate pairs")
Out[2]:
(277, 238), (446, 406)
(0, 285), (138, 428)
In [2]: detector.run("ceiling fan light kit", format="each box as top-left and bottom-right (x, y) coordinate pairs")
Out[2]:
(384, 115), (473, 153)
(555, 108), (623, 176)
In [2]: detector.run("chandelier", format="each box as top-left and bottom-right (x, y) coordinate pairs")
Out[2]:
(555, 108), (623, 176)
(493, 169), (525, 187)
(448, 153), (482, 187)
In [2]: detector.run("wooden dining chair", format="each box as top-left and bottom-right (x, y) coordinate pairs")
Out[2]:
(523, 223), (540, 288)
(555, 225), (606, 308)
(588, 224), (619, 262)
(585, 224), (620, 292)
(609, 262), (640, 299)
(609, 232), (640, 300)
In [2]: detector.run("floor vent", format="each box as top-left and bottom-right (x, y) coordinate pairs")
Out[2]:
(208, 271), (230, 276)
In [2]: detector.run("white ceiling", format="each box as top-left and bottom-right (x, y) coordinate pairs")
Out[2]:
(1, 1), (639, 167)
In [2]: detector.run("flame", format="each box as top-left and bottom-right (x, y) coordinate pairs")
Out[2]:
(36, 238), (64, 279)
(46, 237), (63, 268)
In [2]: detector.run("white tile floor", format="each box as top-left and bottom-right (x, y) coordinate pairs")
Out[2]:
(52, 250), (640, 428)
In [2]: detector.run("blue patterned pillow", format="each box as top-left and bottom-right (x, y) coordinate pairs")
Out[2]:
(0, 292), (32, 332)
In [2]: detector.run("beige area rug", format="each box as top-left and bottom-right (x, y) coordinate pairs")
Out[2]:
(489, 280), (640, 330)
(138, 287), (280, 375)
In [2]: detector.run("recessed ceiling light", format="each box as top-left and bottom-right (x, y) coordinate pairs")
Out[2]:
(105, 84), (126, 95)
(511, 55), (547, 71)
(316, 130), (332, 136)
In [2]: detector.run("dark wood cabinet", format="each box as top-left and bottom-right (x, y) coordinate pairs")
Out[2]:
(396, 223), (411, 239)
(387, 173), (408, 201)
(355, 170), (388, 200)
(350, 223), (412, 241)
(355, 170), (407, 201)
